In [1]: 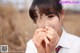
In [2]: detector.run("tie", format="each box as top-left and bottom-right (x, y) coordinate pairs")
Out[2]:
(55, 46), (62, 53)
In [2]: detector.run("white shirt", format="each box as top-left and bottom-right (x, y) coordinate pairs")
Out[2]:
(25, 29), (80, 53)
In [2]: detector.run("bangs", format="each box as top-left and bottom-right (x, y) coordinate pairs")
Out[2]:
(38, 4), (56, 16)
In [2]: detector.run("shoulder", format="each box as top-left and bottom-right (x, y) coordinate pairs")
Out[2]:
(67, 33), (80, 42)
(67, 33), (80, 47)
(27, 39), (33, 44)
(26, 39), (37, 53)
(67, 33), (80, 52)
(27, 39), (35, 47)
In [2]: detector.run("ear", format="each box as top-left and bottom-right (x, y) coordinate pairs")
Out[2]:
(60, 10), (65, 19)
(59, 10), (65, 25)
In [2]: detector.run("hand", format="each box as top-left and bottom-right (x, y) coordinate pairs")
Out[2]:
(32, 26), (60, 53)
(32, 28), (48, 53)
(44, 26), (60, 53)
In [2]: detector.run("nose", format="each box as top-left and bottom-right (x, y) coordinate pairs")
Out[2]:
(43, 21), (49, 27)
(39, 20), (50, 28)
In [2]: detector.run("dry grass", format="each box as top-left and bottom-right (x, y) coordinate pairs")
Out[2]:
(63, 12), (80, 36)
(0, 5), (27, 53)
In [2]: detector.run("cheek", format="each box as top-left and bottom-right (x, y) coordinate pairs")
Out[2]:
(52, 17), (60, 26)
(48, 17), (60, 30)
(36, 20), (45, 28)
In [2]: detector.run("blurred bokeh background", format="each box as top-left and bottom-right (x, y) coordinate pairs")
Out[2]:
(0, 0), (80, 53)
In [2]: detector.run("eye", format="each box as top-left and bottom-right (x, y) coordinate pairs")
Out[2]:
(48, 14), (55, 19)
(48, 15), (54, 18)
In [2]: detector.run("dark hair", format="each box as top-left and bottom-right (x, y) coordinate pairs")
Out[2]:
(29, 0), (62, 23)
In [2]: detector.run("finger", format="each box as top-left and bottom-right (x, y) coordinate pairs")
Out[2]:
(46, 29), (54, 35)
(46, 32), (60, 48)
(35, 28), (46, 33)
(33, 29), (50, 48)
(39, 32), (50, 48)
(37, 32), (46, 44)
(33, 31), (46, 47)
(46, 33), (54, 42)
(44, 35), (50, 45)
(39, 32), (49, 47)
(45, 44), (50, 53)
(44, 26), (55, 31)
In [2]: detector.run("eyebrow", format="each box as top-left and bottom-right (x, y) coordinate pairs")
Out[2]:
(46, 11), (58, 16)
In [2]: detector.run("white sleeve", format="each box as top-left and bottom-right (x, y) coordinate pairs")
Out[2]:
(77, 40), (80, 53)
(25, 39), (37, 53)
(78, 43), (80, 53)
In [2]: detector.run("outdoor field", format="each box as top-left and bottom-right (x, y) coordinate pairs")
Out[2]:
(0, 5), (80, 53)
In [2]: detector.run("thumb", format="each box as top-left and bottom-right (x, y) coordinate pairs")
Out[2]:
(45, 44), (50, 53)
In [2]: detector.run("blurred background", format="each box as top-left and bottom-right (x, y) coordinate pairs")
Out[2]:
(0, 0), (80, 53)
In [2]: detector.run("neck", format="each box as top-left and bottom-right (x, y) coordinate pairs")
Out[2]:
(58, 27), (63, 37)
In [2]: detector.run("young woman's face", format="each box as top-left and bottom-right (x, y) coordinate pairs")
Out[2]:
(35, 7), (64, 35)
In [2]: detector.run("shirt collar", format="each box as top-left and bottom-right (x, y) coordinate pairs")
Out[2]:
(56, 28), (71, 49)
